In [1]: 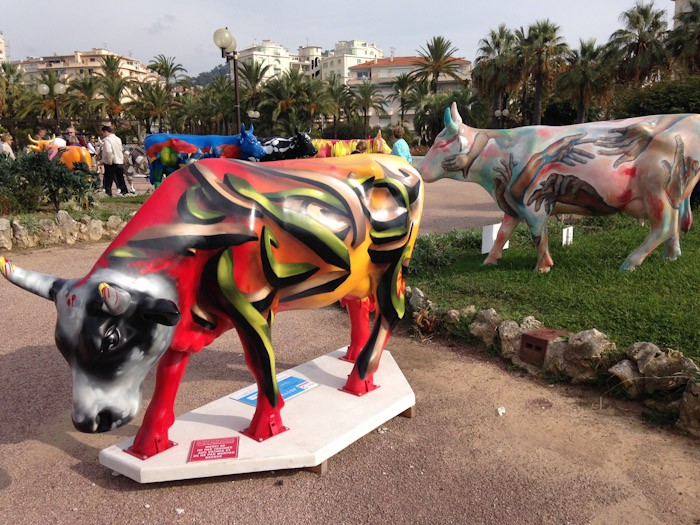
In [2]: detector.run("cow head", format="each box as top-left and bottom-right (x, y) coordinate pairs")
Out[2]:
(0, 257), (180, 433)
(293, 131), (318, 158)
(236, 124), (267, 161)
(418, 102), (471, 182)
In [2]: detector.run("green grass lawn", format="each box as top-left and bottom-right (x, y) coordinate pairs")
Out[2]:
(407, 214), (700, 362)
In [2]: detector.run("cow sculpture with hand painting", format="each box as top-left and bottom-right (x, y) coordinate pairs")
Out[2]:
(0, 154), (423, 458)
(419, 103), (700, 271)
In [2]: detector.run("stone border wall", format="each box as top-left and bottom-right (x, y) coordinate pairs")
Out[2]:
(0, 211), (129, 251)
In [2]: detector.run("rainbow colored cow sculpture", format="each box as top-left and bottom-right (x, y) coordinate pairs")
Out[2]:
(144, 125), (267, 186)
(27, 135), (93, 170)
(313, 130), (391, 158)
(420, 103), (700, 271)
(0, 154), (423, 458)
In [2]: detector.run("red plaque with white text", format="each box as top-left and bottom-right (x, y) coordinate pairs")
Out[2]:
(187, 437), (240, 462)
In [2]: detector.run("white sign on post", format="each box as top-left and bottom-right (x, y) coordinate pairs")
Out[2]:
(562, 226), (573, 246)
(481, 223), (509, 254)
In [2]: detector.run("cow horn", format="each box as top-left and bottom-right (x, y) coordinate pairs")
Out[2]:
(0, 256), (63, 301)
(28, 134), (39, 144)
(444, 108), (459, 137)
(99, 283), (132, 316)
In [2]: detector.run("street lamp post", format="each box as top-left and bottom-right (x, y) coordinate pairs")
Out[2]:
(494, 108), (509, 129)
(247, 109), (260, 126)
(38, 82), (66, 134)
(213, 27), (241, 133)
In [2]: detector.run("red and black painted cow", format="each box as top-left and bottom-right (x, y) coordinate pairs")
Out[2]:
(0, 154), (423, 458)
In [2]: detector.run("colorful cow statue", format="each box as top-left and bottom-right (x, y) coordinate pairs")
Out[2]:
(259, 131), (318, 161)
(27, 134), (93, 170)
(313, 130), (392, 158)
(0, 154), (423, 458)
(419, 103), (700, 271)
(144, 125), (267, 187)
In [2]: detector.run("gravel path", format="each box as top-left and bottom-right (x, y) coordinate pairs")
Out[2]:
(1, 180), (698, 524)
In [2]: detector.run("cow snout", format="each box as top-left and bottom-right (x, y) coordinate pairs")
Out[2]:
(72, 409), (131, 433)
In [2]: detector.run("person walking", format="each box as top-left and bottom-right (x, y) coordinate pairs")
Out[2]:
(390, 126), (412, 164)
(1, 133), (15, 160)
(100, 125), (129, 197)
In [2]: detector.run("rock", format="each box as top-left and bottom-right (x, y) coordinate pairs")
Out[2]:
(520, 316), (543, 332)
(38, 219), (61, 245)
(642, 397), (681, 416)
(105, 215), (125, 235)
(678, 381), (700, 438)
(608, 359), (644, 398)
(544, 329), (613, 383)
(444, 310), (461, 324)
(409, 287), (430, 311)
(469, 308), (502, 347)
(87, 220), (103, 242)
(459, 305), (477, 320)
(0, 218), (12, 251)
(55, 210), (78, 245)
(627, 342), (698, 394)
(497, 320), (522, 359)
(11, 220), (37, 249)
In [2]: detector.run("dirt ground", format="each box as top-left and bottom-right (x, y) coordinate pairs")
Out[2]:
(1, 180), (699, 524)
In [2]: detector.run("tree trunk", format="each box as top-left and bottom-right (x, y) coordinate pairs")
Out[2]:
(533, 75), (544, 125)
(492, 92), (501, 128)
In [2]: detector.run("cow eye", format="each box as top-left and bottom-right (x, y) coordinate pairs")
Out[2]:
(101, 325), (120, 352)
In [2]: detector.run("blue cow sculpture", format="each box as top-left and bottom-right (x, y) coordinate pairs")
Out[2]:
(144, 125), (267, 186)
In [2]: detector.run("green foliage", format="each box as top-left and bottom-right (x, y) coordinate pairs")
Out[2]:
(612, 75), (700, 116)
(0, 151), (100, 213)
(407, 215), (700, 362)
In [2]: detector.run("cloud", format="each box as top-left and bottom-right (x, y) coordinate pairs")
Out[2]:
(146, 14), (177, 35)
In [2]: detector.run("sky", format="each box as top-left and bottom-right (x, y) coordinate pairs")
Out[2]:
(2, 0), (676, 77)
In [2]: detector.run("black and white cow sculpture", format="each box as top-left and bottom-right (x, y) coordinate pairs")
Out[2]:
(260, 131), (318, 161)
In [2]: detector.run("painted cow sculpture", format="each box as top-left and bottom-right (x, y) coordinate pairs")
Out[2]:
(259, 131), (318, 161)
(27, 134), (93, 170)
(144, 125), (267, 186)
(0, 154), (423, 458)
(419, 103), (700, 271)
(313, 131), (391, 158)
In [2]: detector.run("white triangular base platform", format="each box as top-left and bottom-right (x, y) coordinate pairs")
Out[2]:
(99, 349), (415, 483)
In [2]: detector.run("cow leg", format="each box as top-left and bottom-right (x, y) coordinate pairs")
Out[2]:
(340, 296), (375, 362)
(236, 328), (286, 442)
(621, 196), (676, 271)
(343, 257), (405, 395)
(483, 214), (520, 266)
(343, 314), (391, 395)
(663, 204), (682, 261)
(129, 349), (190, 458)
(528, 215), (554, 272)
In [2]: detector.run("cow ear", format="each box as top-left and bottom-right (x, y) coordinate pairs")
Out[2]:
(140, 298), (181, 326)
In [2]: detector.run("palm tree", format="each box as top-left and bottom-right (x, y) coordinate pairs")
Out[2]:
(412, 36), (465, 94)
(148, 54), (187, 91)
(522, 19), (569, 125)
(407, 80), (432, 144)
(0, 62), (24, 123)
(299, 77), (332, 131)
(98, 75), (133, 126)
(65, 75), (103, 125)
(170, 92), (203, 133)
(556, 39), (610, 123)
(667, 0), (700, 73)
(607, 1), (669, 83)
(389, 73), (413, 125)
(127, 82), (172, 133)
(259, 69), (307, 134)
(324, 76), (354, 138)
(239, 60), (271, 114)
(352, 81), (386, 137)
(204, 76), (234, 134)
(99, 55), (123, 79)
(473, 24), (516, 127)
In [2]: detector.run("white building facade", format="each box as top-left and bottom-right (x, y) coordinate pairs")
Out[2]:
(0, 32), (8, 63)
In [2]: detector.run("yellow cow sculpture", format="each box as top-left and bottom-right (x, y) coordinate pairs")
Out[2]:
(27, 134), (93, 170)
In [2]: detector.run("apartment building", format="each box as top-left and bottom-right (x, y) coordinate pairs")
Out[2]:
(238, 39), (382, 85)
(0, 32), (8, 63)
(13, 48), (157, 83)
(672, 0), (692, 26)
(348, 56), (472, 129)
